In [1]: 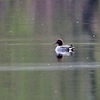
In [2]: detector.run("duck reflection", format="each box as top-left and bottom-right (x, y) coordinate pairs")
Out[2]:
(56, 51), (74, 61)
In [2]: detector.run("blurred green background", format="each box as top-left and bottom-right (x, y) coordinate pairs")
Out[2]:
(0, 0), (99, 100)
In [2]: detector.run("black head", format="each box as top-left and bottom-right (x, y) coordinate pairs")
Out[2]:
(55, 39), (63, 46)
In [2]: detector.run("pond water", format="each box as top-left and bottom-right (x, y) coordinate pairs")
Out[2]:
(0, 0), (99, 100)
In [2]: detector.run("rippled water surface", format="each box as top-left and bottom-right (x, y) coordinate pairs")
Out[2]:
(0, 0), (99, 100)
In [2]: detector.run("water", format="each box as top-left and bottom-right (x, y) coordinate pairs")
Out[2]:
(0, 0), (99, 100)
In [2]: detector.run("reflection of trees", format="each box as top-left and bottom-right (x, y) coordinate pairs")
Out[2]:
(89, 69), (96, 100)
(70, 1), (98, 100)
(69, 0), (99, 62)
(80, 1), (98, 96)
(82, 0), (98, 37)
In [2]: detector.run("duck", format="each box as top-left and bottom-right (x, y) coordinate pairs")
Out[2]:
(54, 39), (74, 55)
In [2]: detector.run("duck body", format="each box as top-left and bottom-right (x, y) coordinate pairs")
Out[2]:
(54, 39), (74, 55)
(55, 45), (74, 55)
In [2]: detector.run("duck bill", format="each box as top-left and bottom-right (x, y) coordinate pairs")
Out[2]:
(54, 42), (57, 44)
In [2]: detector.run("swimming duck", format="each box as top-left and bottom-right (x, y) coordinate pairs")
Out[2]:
(54, 39), (74, 55)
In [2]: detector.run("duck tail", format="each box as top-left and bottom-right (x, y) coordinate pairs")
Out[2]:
(68, 45), (75, 52)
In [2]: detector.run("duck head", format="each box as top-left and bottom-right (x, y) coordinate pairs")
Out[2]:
(54, 39), (63, 46)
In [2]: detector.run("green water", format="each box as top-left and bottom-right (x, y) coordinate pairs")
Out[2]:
(0, 0), (100, 100)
